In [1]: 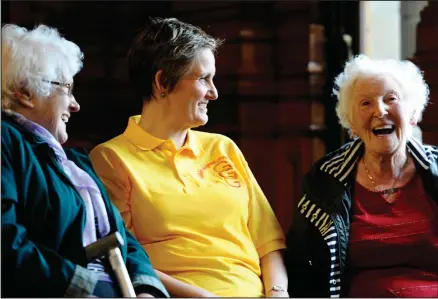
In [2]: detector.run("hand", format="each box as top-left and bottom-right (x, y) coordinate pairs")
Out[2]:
(266, 290), (289, 298)
(137, 293), (154, 298)
(196, 289), (218, 298)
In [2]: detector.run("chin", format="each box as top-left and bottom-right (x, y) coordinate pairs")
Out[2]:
(57, 134), (69, 145)
(374, 143), (401, 155)
(193, 116), (208, 127)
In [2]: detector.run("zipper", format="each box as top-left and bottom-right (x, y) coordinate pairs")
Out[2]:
(331, 214), (343, 268)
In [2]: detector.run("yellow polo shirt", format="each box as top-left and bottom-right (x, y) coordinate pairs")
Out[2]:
(89, 115), (286, 297)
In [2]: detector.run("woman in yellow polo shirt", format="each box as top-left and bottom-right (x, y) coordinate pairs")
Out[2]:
(90, 17), (288, 298)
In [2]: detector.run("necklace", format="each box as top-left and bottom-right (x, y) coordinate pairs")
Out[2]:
(362, 157), (409, 196)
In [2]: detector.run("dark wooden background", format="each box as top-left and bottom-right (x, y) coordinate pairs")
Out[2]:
(2, 1), (437, 232)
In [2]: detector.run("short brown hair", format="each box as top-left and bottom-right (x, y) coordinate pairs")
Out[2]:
(128, 17), (223, 106)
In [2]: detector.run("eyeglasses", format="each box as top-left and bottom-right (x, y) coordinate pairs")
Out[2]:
(44, 80), (74, 96)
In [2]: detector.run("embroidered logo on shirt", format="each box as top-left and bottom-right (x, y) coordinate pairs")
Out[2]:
(198, 156), (242, 188)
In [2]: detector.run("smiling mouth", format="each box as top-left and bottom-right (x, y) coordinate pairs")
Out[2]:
(372, 124), (395, 136)
(198, 102), (208, 110)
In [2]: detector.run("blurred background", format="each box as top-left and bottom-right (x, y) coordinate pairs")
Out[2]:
(2, 0), (437, 231)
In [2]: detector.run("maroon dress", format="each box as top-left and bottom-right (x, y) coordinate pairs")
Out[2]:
(348, 173), (438, 297)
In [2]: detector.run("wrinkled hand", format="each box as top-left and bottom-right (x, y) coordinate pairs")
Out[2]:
(137, 293), (154, 297)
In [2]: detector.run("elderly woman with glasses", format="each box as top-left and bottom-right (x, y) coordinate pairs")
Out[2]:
(285, 54), (438, 298)
(1, 24), (169, 298)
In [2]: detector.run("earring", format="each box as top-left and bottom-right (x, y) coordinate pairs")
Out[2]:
(160, 92), (166, 98)
(13, 91), (22, 99)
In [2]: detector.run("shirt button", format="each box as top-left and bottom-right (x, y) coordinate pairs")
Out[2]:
(331, 279), (337, 285)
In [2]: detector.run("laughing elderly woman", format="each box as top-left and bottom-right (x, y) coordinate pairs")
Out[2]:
(285, 54), (438, 297)
(1, 24), (168, 298)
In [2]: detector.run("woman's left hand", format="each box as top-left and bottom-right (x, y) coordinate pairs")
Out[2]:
(266, 290), (289, 298)
(137, 293), (154, 297)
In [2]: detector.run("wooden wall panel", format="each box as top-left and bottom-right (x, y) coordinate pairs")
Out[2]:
(412, 2), (438, 146)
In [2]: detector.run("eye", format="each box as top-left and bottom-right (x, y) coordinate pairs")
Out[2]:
(360, 99), (370, 107)
(199, 75), (214, 86)
(387, 95), (397, 102)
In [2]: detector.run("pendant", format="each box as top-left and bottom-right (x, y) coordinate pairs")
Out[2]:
(380, 187), (399, 195)
(380, 188), (401, 203)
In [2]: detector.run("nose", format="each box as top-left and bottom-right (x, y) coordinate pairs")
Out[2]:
(206, 83), (218, 101)
(374, 100), (388, 118)
(69, 95), (80, 112)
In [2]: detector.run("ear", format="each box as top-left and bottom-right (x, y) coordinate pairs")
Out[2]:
(409, 109), (417, 127)
(153, 70), (168, 98)
(14, 89), (34, 109)
(350, 131), (358, 138)
(410, 117), (417, 127)
(349, 120), (359, 138)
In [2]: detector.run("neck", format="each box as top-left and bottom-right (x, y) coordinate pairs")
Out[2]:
(12, 108), (32, 122)
(139, 100), (188, 149)
(363, 149), (408, 181)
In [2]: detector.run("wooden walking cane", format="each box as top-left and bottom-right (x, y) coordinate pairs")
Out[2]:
(85, 232), (137, 297)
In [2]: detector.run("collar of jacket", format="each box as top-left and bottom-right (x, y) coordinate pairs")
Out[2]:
(2, 112), (48, 145)
(2, 112), (90, 155)
(305, 137), (438, 213)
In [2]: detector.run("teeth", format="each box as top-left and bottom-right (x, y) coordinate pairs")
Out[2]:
(61, 115), (69, 123)
(372, 124), (395, 136)
(374, 125), (393, 130)
(198, 103), (207, 109)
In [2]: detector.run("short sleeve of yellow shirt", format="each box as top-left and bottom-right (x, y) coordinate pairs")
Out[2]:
(89, 115), (286, 297)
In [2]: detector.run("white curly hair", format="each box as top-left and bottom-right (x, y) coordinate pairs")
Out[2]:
(1, 24), (84, 111)
(333, 54), (430, 134)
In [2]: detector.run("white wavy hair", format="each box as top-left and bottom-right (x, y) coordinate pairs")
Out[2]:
(333, 54), (430, 134)
(1, 24), (84, 110)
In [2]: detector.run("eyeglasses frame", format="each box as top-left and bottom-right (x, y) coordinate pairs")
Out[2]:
(43, 80), (74, 96)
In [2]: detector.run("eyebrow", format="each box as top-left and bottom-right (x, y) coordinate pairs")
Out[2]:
(195, 72), (215, 79)
(355, 90), (399, 98)
(387, 90), (399, 96)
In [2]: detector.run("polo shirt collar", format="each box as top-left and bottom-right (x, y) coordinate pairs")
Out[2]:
(185, 129), (204, 157)
(123, 115), (165, 151)
(123, 115), (204, 156)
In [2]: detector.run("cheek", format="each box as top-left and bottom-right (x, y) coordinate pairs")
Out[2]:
(351, 111), (366, 128)
(349, 104), (361, 124)
(188, 88), (208, 108)
(193, 84), (208, 98)
(49, 118), (61, 131)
